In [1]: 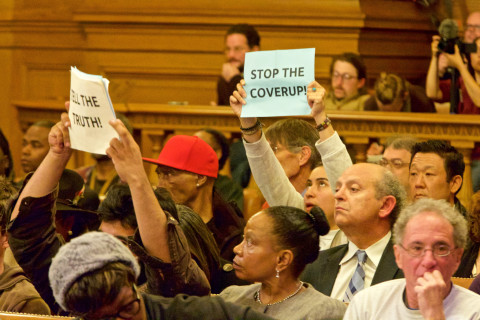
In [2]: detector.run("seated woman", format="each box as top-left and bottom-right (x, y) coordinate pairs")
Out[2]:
(229, 80), (350, 250)
(219, 206), (346, 319)
(363, 72), (436, 112)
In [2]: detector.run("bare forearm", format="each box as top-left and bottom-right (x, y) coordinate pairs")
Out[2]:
(426, 57), (443, 99)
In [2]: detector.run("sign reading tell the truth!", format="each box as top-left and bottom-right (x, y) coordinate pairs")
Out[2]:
(241, 48), (315, 118)
(69, 67), (118, 155)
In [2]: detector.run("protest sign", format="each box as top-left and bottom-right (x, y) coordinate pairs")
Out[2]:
(241, 48), (315, 117)
(69, 67), (118, 154)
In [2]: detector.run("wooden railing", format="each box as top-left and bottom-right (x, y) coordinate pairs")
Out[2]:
(14, 101), (480, 207)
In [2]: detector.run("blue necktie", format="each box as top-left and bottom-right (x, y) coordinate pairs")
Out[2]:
(343, 250), (367, 302)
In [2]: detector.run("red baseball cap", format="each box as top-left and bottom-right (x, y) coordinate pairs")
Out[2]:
(143, 135), (218, 178)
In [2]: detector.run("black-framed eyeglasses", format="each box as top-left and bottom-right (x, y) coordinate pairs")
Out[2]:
(399, 243), (454, 258)
(379, 158), (409, 170)
(80, 283), (141, 320)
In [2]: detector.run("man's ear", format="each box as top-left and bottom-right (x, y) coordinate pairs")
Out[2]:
(378, 195), (396, 219)
(393, 244), (403, 269)
(196, 175), (208, 188)
(449, 175), (462, 195)
(357, 78), (366, 89)
(251, 45), (260, 52)
(1, 234), (8, 250)
(298, 146), (312, 167)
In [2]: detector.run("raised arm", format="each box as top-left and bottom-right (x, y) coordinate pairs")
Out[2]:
(230, 79), (261, 143)
(307, 81), (353, 193)
(229, 80), (304, 208)
(11, 113), (72, 221)
(426, 36), (444, 100)
(106, 120), (170, 262)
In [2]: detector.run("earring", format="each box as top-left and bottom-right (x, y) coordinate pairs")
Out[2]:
(276, 269), (280, 278)
(196, 183), (200, 187)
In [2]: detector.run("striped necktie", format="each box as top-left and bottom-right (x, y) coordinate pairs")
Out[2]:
(343, 250), (367, 302)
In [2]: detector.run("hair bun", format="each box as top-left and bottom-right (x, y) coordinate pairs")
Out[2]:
(308, 206), (330, 236)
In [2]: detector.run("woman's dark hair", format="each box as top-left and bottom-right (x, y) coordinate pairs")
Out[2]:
(65, 262), (135, 316)
(98, 184), (138, 231)
(176, 204), (221, 280)
(0, 129), (14, 180)
(264, 205), (328, 277)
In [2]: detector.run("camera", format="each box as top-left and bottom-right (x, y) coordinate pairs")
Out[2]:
(437, 37), (477, 55)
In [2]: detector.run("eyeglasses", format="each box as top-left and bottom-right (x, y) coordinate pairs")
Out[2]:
(332, 71), (357, 81)
(379, 158), (409, 169)
(466, 24), (480, 32)
(81, 284), (141, 320)
(399, 243), (454, 258)
(271, 145), (302, 154)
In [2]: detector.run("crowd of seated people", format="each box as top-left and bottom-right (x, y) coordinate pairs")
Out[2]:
(1, 12), (480, 320)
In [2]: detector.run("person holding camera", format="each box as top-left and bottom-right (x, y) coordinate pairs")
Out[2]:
(426, 35), (480, 113)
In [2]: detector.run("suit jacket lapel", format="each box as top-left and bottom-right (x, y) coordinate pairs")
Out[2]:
(320, 245), (348, 296)
(371, 239), (404, 284)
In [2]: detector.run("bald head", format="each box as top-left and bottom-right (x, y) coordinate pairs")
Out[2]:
(465, 11), (480, 43)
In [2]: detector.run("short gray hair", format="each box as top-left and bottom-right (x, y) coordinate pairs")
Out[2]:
(393, 198), (467, 249)
(375, 169), (406, 227)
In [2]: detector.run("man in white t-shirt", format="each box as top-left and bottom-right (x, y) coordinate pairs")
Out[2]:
(345, 198), (480, 319)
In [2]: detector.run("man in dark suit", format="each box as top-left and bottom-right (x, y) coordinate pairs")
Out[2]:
(300, 81), (407, 301)
(301, 162), (406, 300)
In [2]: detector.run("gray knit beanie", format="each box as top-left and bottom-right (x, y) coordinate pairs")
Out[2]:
(48, 231), (141, 311)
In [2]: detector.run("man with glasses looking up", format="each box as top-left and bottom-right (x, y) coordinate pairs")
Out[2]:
(324, 52), (370, 111)
(379, 135), (419, 199)
(344, 198), (480, 319)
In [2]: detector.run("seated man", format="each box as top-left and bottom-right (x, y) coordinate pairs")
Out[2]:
(217, 24), (260, 106)
(379, 135), (418, 199)
(20, 120), (54, 175)
(344, 198), (480, 319)
(409, 140), (465, 215)
(143, 135), (244, 261)
(324, 53), (369, 111)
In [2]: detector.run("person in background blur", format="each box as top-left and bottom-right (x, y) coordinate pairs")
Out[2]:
(324, 53), (369, 111)
(194, 128), (244, 211)
(217, 24), (260, 106)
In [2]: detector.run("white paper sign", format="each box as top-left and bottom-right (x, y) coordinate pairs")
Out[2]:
(69, 67), (118, 154)
(241, 48), (315, 117)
